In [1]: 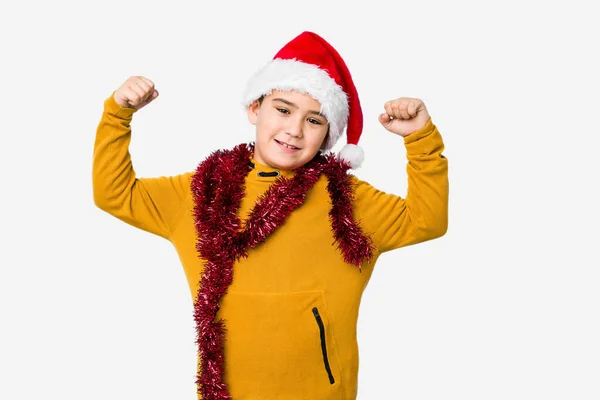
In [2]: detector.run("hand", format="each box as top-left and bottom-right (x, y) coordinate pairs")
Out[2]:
(113, 76), (159, 111)
(378, 97), (430, 137)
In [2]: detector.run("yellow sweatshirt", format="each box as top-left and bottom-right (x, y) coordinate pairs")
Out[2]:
(93, 93), (449, 399)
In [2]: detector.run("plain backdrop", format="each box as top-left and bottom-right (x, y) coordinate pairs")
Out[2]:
(1, 1), (599, 399)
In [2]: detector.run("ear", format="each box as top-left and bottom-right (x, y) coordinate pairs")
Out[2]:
(247, 100), (260, 125)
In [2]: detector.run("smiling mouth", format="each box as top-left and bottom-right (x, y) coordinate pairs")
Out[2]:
(275, 139), (301, 150)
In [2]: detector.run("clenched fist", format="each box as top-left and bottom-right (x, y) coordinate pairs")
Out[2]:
(378, 97), (430, 137)
(113, 76), (159, 111)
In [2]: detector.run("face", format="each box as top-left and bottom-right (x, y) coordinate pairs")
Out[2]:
(247, 90), (329, 170)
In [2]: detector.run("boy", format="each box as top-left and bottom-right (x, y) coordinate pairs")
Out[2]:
(93, 31), (448, 399)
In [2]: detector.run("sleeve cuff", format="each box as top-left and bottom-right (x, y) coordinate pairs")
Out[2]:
(103, 91), (137, 119)
(403, 117), (435, 144)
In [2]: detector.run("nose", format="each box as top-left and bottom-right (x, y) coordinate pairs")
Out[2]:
(285, 117), (303, 138)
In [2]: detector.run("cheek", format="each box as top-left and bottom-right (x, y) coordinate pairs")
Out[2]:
(257, 118), (279, 137)
(307, 129), (328, 147)
(255, 121), (273, 142)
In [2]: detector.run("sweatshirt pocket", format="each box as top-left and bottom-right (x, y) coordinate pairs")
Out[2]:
(215, 290), (344, 399)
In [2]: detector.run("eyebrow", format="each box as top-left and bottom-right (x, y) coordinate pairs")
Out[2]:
(272, 98), (326, 118)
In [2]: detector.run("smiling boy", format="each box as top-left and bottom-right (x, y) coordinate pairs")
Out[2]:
(250, 91), (330, 170)
(93, 31), (448, 399)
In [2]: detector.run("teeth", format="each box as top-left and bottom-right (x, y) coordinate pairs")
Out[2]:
(280, 141), (298, 150)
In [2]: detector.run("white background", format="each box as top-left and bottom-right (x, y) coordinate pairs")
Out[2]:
(1, 1), (599, 399)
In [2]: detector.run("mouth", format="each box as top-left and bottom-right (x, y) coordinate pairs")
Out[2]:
(275, 139), (301, 151)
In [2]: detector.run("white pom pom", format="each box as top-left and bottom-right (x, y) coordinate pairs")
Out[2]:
(339, 144), (364, 169)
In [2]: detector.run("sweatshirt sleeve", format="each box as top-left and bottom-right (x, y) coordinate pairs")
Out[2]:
(351, 118), (449, 253)
(92, 92), (192, 241)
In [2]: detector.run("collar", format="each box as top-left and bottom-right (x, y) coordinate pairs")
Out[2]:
(249, 156), (296, 181)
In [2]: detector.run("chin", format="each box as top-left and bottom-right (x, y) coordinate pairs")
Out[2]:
(267, 146), (305, 169)
(269, 157), (301, 170)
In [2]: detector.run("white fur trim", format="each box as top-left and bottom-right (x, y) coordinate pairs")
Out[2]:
(339, 143), (364, 169)
(242, 58), (348, 150)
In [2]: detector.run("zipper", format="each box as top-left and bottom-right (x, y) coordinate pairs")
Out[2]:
(312, 307), (335, 384)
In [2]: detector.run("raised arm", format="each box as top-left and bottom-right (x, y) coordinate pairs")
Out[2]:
(351, 98), (449, 253)
(92, 78), (191, 240)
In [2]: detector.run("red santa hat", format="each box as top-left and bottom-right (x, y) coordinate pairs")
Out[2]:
(242, 31), (364, 169)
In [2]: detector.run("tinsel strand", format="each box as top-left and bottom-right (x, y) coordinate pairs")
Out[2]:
(323, 155), (375, 270)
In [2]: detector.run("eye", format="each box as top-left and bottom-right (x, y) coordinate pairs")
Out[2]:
(308, 118), (323, 125)
(276, 107), (289, 114)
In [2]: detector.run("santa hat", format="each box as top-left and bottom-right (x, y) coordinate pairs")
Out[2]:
(242, 31), (364, 169)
